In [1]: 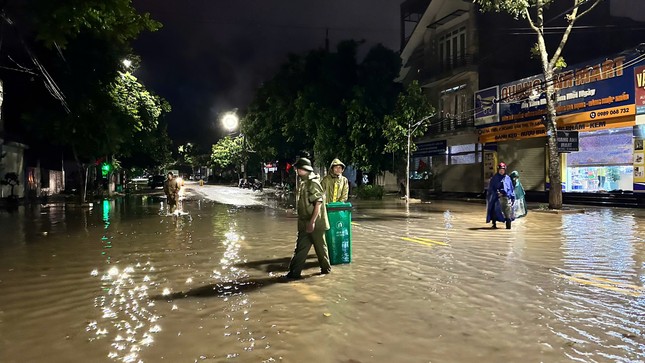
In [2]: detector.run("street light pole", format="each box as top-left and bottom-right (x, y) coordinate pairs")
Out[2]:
(406, 114), (434, 203)
(221, 110), (242, 178)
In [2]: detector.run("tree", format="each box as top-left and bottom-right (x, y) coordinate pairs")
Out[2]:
(347, 44), (402, 173)
(2, 1), (165, 200)
(211, 136), (244, 177)
(384, 80), (435, 201)
(244, 41), (403, 174)
(475, 0), (603, 209)
(178, 142), (211, 177)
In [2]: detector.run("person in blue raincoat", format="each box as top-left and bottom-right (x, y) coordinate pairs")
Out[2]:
(486, 162), (515, 229)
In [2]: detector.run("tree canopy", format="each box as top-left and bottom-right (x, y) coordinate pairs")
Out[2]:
(1, 1), (169, 173)
(242, 41), (418, 174)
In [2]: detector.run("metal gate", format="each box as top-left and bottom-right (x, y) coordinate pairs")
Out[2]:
(497, 138), (546, 191)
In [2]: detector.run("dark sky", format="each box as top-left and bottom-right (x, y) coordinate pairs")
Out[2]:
(132, 0), (401, 147)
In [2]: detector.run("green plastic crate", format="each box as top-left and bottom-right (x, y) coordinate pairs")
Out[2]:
(325, 202), (352, 265)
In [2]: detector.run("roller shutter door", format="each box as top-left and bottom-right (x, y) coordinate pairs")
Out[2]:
(497, 138), (546, 191)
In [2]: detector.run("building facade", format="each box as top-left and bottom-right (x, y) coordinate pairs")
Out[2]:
(399, 0), (645, 203)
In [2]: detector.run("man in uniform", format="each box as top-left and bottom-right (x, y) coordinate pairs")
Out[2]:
(286, 157), (332, 279)
(163, 172), (181, 214)
(321, 158), (349, 203)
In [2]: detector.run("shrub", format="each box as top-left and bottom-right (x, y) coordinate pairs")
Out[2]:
(355, 185), (384, 200)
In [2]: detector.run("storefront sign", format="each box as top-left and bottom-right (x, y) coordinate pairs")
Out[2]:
(635, 125), (645, 192)
(635, 65), (645, 115)
(494, 54), (635, 124)
(476, 50), (643, 138)
(474, 86), (499, 126)
(478, 116), (635, 143)
(557, 131), (579, 152)
(413, 140), (447, 157)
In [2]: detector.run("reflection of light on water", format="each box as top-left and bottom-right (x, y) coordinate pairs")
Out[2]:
(551, 210), (645, 361)
(103, 199), (111, 223)
(89, 263), (161, 362)
(213, 224), (261, 357)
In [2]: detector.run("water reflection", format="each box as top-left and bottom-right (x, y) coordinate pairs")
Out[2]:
(90, 199), (161, 363)
(90, 263), (161, 363)
(551, 209), (645, 362)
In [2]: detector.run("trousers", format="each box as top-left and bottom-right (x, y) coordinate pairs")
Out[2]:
(288, 220), (331, 277)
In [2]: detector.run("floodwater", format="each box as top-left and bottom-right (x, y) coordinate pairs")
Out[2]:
(2, 187), (645, 363)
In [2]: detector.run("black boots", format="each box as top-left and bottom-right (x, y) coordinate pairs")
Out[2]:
(506, 220), (512, 229)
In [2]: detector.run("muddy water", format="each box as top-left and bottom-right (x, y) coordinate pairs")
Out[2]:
(1, 195), (645, 363)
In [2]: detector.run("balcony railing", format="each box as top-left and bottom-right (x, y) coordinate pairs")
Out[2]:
(422, 53), (478, 80)
(428, 116), (475, 134)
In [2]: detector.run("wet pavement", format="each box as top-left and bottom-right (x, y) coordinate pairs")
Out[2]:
(1, 184), (645, 362)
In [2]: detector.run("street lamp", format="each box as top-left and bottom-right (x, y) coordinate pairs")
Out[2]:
(220, 111), (247, 178)
(122, 59), (132, 69)
(406, 114), (434, 203)
(222, 112), (239, 132)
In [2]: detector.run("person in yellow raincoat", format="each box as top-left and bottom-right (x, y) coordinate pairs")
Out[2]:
(321, 158), (349, 203)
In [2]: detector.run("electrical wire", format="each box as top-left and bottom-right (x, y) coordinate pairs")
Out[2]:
(0, 13), (69, 113)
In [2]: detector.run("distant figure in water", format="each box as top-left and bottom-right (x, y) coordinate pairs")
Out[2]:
(486, 162), (515, 229)
(163, 172), (181, 214)
(509, 170), (527, 219)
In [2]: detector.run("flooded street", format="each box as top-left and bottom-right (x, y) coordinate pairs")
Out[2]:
(2, 185), (645, 363)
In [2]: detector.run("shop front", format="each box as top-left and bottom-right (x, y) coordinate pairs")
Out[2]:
(474, 48), (644, 196)
(563, 128), (634, 192)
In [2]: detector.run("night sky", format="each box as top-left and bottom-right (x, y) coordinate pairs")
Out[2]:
(132, 0), (401, 147)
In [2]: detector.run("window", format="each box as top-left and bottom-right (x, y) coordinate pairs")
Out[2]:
(438, 26), (467, 69)
(440, 84), (469, 121)
(448, 144), (481, 165)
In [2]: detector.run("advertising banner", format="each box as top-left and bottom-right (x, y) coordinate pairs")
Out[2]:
(635, 125), (645, 192)
(474, 86), (499, 126)
(635, 65), (645, 115)
(475, 50), (643, 143)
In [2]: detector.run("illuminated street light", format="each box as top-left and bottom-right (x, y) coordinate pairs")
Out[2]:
(122, 59), (132, 68)
(222, 112), (240, 132)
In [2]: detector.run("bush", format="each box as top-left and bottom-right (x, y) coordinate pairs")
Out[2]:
(355, 185), (384, 200)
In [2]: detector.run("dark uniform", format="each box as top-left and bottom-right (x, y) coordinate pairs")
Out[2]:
(163, 174), (180, 213)
(287, 158), (331, 278)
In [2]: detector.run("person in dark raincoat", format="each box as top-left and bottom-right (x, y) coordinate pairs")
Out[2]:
(286, 158), (332, 279)
(486, 162), (515, 229)
(163, 172), (181, 214)
(509, 170), (527, 218)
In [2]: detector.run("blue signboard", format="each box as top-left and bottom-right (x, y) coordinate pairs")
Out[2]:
(413, 140), (447, 157)
(482, 50), (643, 126)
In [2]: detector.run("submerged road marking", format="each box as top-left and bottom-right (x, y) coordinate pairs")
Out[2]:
(559, 273), (642, 297)
(572, 273), (645, 291)
(290, 282), (322, 302)
(401, 237), (448, 248)
(413, 237), (449, 246)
